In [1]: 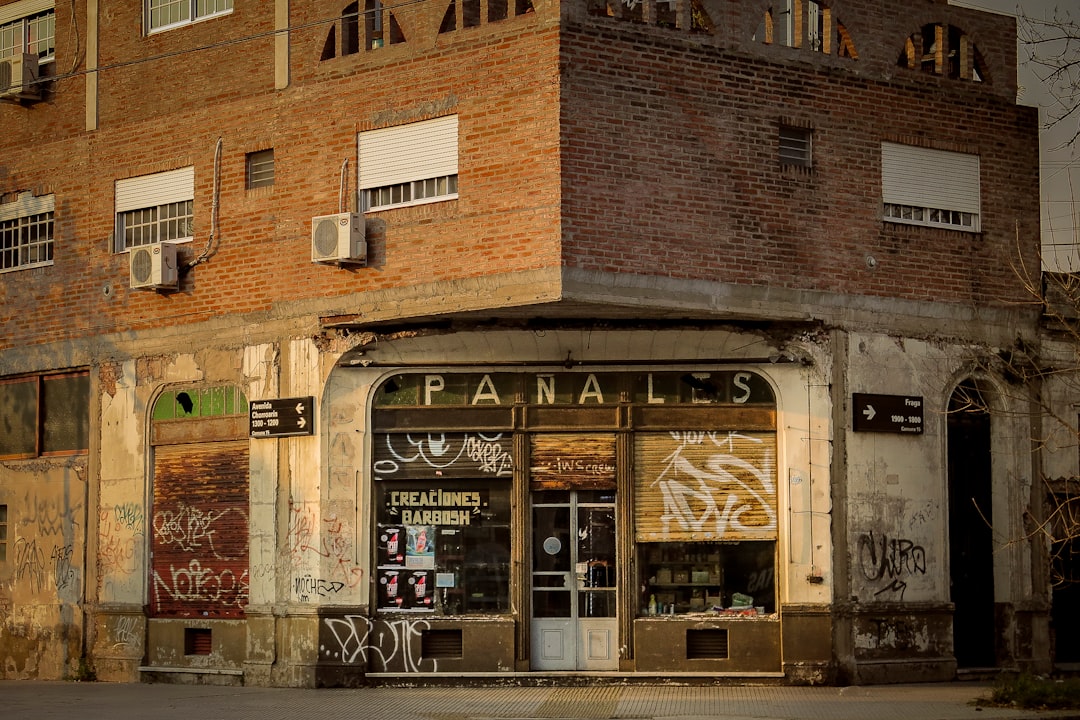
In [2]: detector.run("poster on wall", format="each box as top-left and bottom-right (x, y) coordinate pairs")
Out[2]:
(376, 568), (435, 611)
(378, 525), (406, 566)
(406, 525), (436, 568)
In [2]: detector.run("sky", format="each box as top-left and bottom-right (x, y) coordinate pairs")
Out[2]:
(951, 1), (1079, 270)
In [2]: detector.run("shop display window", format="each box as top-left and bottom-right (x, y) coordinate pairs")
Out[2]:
(375, 480), (511, 614)
(639, 540), (775, 617)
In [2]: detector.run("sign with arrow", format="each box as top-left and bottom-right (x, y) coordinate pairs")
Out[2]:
(852, 393), (923, 434)
(250, 396), (315, 438)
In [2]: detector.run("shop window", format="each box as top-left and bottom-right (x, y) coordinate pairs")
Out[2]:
(0, 371), (89, 459)
(640, 541), (775, 616)
(634, 426), (778, 617)
(375, 476), (512, 615)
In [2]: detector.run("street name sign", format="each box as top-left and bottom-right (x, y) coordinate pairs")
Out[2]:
(250, 396), (315, 438)
(852, 393), (923, 434)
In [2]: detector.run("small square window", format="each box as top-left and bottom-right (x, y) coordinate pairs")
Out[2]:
(246, 149), (275, 189)
(779, 126), (812, 169)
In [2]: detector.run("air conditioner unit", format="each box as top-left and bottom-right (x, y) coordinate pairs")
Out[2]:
(0, 54), (39, 100)
(129, 242), (179, 291)
(312, 213), (366, 265)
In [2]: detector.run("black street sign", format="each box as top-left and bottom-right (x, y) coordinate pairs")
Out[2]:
(852, 393), (923, 434)
(250, 396), (315, 438)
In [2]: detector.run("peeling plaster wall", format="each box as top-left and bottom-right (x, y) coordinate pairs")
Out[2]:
(0, 459), (87, 680)
(842, 332), (1039, 671)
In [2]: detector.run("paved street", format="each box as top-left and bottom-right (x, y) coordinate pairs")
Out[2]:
(4, 679), (1080, 720)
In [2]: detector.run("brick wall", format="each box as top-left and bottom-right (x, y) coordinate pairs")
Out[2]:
(0, 0), (1040, 353)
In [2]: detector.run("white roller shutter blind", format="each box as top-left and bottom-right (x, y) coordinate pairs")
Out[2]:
(358, 115), (458, 189)
(0, 192), (53, 221)
(0, 0), (53, 26)
(881, 142), (980, 214)
(115, 167), (195, 213)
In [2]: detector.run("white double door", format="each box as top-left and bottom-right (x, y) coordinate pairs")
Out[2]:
(530, 490), (618, 671)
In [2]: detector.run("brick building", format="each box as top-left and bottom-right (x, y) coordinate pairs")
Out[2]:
(0, 0), (1055, 686)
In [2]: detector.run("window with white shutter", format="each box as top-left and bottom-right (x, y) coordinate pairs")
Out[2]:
(114, 167), (195, 251)
(358, 116), (459, 212)
(881, 142), (980, 232)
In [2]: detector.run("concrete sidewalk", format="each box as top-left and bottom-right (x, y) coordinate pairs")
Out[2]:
(4, 680), (1080, 720)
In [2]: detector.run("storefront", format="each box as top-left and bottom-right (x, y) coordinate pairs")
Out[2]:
(354, 367), (784, 674)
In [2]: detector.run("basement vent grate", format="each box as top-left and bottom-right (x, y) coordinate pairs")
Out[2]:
(686, 628), (729, 659)
(184, 628), (212, 656)
(421, 628), (463, 659)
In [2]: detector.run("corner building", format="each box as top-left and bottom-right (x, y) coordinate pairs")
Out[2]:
(0, 0), (1054, 686)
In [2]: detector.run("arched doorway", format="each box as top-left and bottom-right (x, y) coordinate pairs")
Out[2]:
(946, 379), (996, 668)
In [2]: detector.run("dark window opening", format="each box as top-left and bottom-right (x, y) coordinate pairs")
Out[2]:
(687, 629), (729, 659)
(343, 2), (361, 54)
(439, 0), (456, 33)
(246, 149), (275, 190)
(0, 371), (90, 459)
(779, 125), (812, 169)
(184, 628), (213, 655)
(421, 629), (463, 658)
(463, 0), (481, 27)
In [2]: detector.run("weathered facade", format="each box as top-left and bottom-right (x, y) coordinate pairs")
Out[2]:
(0, 0), (1056, 686)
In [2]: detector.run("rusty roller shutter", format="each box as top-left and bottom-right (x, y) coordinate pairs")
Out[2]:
(150, 440), (250, 618)
(529, 433), (617, 490)
(634, 431), (777, 542)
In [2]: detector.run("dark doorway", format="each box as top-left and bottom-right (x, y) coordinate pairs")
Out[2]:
(1049, 490), (1080, 665)
(947, 380), (996, 668)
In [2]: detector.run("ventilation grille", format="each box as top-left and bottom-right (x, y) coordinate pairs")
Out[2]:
(184, 628), (212, 656)
(686, 629), (728, 659)
(0, 60), (11, 92)
(421, 629), (463, 659)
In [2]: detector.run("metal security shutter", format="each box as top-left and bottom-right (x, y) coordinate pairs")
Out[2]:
(634, 431), (778, 542)
(0, 0), (53, 26)
(150, 440), (249, 618)
(881, 142), (980, 214)
(358, 115), (458, 189)
(115, 167), (195, 213)
(529, 433), (617, 490)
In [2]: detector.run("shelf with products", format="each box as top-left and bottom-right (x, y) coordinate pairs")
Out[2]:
(638, 540), (776, 617)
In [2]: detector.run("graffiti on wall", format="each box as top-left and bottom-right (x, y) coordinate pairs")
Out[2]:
(635, 431), (777, 540)
(857, 530), (927, 600)
(373, 432), (514, 480)
(12, 538), (46, 594)
(151, 559), (249, 611)
(321, 615), (436, 672)
(152, 503), (244, 559)
(98, 504), (145, 598)
(287, 505), (363, 601)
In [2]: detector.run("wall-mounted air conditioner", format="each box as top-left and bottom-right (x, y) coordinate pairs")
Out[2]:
(312, 213), (367, 265)
(0, 54), (39, 100)
(129, 242), (179, 291)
